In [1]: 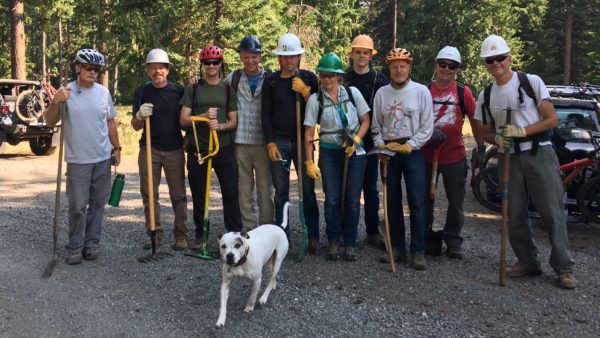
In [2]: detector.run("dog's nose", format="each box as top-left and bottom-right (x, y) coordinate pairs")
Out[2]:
(226, 253), (234, 263)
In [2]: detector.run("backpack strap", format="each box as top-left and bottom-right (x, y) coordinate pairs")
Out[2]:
(517, 71), (538, 107)
(482, 83), (494, 128)
(457, 83), (466, 118)
(231, 69), (242, 93)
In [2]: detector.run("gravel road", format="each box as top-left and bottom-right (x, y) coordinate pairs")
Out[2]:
(1, 139), (599, 338)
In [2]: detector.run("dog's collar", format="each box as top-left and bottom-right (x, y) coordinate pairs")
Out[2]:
(234, 246), (249, 267)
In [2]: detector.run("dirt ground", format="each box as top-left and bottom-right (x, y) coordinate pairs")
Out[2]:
(1, 139), (599, 337)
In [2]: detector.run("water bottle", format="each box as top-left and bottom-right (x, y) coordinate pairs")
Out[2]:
(108, 173), (125, 207)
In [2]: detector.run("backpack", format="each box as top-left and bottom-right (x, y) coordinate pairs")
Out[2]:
(481, 71), (548, 155)
(230, 68), (272, 93)
(317, 85), (356, 125)
(481, 71), (537, 128)
(427, 82), (467, 119)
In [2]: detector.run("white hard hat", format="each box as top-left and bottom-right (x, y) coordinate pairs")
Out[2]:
(274, 34), (305, 56)
(146, 49), (173, 66)
(480, 35), (511, 58)
(435, 46), (461, 64)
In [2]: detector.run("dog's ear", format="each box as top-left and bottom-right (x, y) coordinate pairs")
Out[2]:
(240, 231), (250, 239)
(218, 233), (224, 240)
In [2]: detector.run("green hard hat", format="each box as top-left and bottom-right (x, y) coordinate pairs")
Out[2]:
(316, 52), (345, 74)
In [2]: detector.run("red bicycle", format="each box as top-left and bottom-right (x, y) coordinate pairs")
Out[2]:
(15, 74), (59, 124)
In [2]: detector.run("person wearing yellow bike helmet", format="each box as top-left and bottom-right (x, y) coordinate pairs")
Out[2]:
(370, 47), (433, 270)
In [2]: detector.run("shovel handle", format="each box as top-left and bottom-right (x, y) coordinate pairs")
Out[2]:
(382, 162), (396, 273)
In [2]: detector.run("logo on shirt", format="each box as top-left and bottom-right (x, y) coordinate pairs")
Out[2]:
(433, 92), (458, 127)
(386, 100), (411, 130)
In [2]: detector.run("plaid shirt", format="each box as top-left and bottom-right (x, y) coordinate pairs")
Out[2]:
(226, 68), (269, 145)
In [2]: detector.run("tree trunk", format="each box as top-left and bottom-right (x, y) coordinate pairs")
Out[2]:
(11, 0), (26, 80)
(562, 10), (573, 85)
(392, 0), (397, 49)
(214, 0), (222, 45)
(42, 31), (47, 81)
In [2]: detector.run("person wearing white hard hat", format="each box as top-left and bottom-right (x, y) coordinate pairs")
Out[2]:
(473, 35), (576, 289)
(44, 49), (120, 265)
(131, 49), (188, 252)
(261, 33), (320, 244)
(371, 48), (433, 270)
(422, 46), (484, 260)
(344, 34), (389, 250)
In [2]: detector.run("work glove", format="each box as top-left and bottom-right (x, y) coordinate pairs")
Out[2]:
(344, 135), (362, 157)
(136, 103), (154, 120)
(266, 142), (282, 162)
(472, 144), (486, 169)
(292, 77), (311, 101)
(500, 124), (527, 138)
(376, 144), (390, 164)
(305, 160), (321, 180)
(430, 128), (446, 143)
(495, 134), (513, 150)
(386, 141), (412, 155)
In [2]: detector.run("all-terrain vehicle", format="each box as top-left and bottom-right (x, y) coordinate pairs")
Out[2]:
(0, 79), (59, 155)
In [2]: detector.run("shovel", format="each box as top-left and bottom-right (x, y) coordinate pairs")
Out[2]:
(499, 109), (512, 286)
(42, 103), (65, 278)
(138, 117), (172, 263)
(185, 116), (219, 260)
(425, 145), (444, 256)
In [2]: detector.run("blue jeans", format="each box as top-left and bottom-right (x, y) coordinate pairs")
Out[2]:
(271, 137), (319, 240)
(319, 147), (366, 246)
(386, 149), (426, 253)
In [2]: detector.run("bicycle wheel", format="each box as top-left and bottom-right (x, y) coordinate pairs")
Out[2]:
(15, 89), (44, 123)
(576, 175), (600, 223)
(472, 166), (502, 212)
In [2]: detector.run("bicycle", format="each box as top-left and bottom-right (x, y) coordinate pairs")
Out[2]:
(15, 74), (59, 124)
(472, 129), (600, 223)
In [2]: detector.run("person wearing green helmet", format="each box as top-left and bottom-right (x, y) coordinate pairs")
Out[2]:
(304, 52), (371, 261)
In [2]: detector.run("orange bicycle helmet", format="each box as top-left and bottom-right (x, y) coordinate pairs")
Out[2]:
(385, 48), (413, 65)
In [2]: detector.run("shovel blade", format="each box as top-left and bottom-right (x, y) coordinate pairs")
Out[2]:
(41, 255), (60, 278)
(425, 228), (444, 256)
(137, 252), (172, 263)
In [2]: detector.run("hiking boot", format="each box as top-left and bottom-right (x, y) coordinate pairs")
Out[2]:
(308, 238), (319, 255)
(65, 253), (82, 266)
(344, 246), (358, 261)
(559, 273), (577, 289)
(411, 254), (427, 270)
(82, 247), (99, 261)
(505, 263), (543, 278)
(327, 242), (340, 261)
(365, 234), (386, 250)
(142, 233), (163, 250)
(446, 245), (463, 260)
(379, 248), (408, 264)
(172, 238), (188, 251)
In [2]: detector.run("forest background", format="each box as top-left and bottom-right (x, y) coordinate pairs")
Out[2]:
(2, 0), (599, 105)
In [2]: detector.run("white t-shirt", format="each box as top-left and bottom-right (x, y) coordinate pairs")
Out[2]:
(474, 71), (551, 152)
(63, 81), (117, 163)
(371, 80), (433, 150)
(304, 86), (369, 147)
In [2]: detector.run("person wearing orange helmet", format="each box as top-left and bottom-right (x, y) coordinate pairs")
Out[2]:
(344, 34), (389, 250)
(474, 35), (576, 289)
(180, 44), (243, 249)
(371, 47), (433, 270)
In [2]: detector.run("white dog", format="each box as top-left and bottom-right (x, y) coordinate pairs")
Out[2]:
(215, 202), (290, 327)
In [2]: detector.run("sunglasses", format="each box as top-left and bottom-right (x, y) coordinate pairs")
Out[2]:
(202, 60), (222, 66)
(485, 54), (508, 65)
(437, 62), (459, 70)
(81, 65), (100, 73)
(319, 73), (337, 79)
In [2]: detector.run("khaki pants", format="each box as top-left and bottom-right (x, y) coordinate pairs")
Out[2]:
(235, 143), (274, 229)
(138, 147), (187, 239)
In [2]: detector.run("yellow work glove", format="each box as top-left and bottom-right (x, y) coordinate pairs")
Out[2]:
(376, 143), (390, 164)
(500, 124), (527, 138)
(305, 160), (321, 180)
(495, 134), (514, 150)
(292, 77), (311, 101)
(266, 142), (282, 162)
(386, 141), (412, 154)
(345, 135), (362, 157)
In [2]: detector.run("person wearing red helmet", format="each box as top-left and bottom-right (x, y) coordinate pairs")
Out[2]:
(371, 47), (433, 270)
(180, 44), (243, 249)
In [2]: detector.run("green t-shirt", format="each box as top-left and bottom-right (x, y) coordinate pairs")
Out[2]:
(180, 81), (238, 152)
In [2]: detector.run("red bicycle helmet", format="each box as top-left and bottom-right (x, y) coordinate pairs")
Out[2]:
(201, 44), (223, 61)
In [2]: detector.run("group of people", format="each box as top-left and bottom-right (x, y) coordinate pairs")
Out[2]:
(44, 32), (576, 289)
